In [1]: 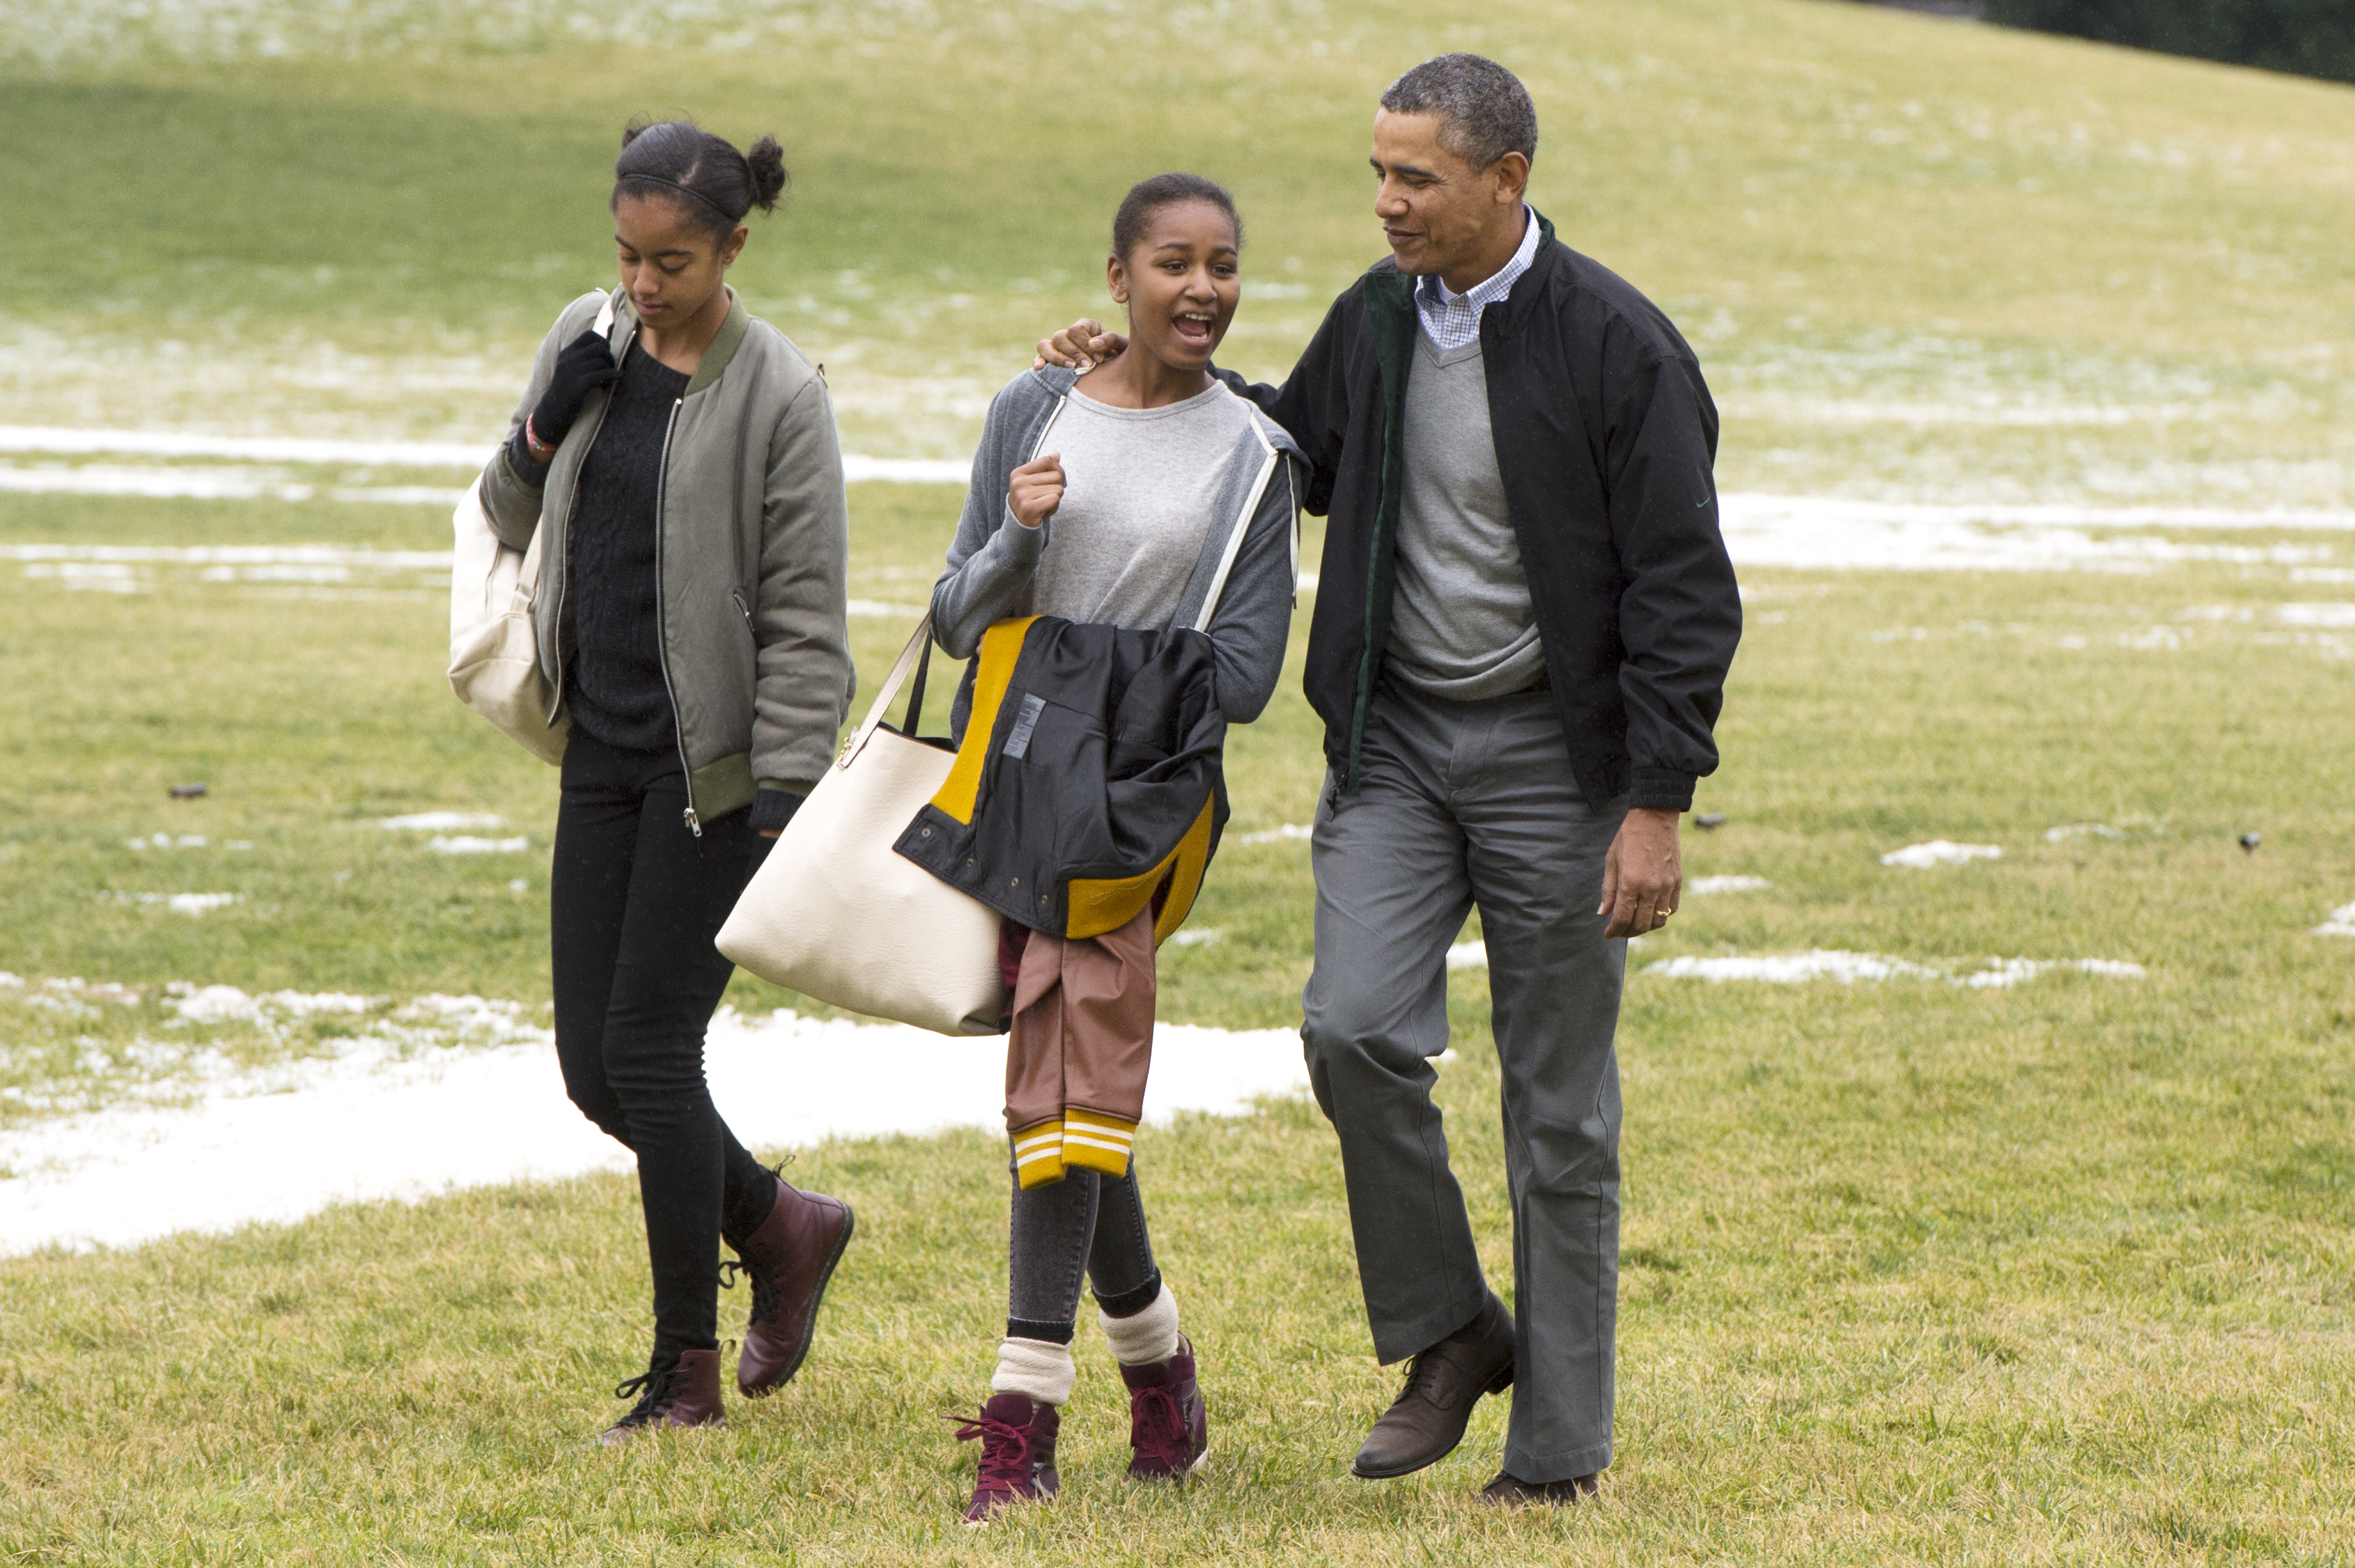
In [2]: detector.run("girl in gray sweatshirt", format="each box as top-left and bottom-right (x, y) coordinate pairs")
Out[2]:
(929, 173), (1301, 1523)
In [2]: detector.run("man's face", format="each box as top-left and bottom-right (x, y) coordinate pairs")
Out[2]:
(1369, 109), (1519, 279)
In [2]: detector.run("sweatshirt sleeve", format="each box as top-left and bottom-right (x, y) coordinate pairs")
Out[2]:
(1198, 453), (1302, 724)
(750, 374), (855, 791)
(1605, 339), (1741, 813)
(928, 383), (1048, 660)
(478, 293), (603, 551)
(1213, 290), (1353, 516)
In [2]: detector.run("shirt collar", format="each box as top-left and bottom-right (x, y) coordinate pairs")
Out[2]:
(1422, 204), (1541, 309)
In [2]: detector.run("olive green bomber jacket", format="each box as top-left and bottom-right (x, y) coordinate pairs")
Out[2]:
(478, 288), (854, 829)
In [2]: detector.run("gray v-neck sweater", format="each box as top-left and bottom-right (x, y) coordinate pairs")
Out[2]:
(1385, 334), (1546, 701)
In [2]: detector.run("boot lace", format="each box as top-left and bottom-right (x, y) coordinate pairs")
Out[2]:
(717, 1256), (783, 1326)
(610, 1363), (685, 1429)
(1128, 1383), (1193, 1469)
(949, 1408), (1036, 1491)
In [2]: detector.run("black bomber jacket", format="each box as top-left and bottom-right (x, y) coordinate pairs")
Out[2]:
(1219, 211), (1740, 812)
(896, 616), (1228, 944)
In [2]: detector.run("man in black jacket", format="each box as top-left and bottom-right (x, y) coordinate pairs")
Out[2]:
(1039, 54), (1739, 1505)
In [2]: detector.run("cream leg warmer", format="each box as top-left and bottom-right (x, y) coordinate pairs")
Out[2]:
(990, 1337), (1075, 1406)
(1098, 1283), (1181, 1367)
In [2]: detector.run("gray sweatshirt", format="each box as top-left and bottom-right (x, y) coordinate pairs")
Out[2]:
(930, 366), (1303, 727)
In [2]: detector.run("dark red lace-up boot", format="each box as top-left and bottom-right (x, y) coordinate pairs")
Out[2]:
(723, 1174), (855, 1397)
(953, 1391), (1062, 1524)
(1120, 1335), (1210, 1481)
(596, 1347), (724, 1445)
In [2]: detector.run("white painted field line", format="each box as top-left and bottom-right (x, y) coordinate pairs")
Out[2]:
(0, 1005), (1307, 1256)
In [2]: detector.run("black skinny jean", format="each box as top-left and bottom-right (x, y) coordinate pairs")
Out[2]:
(1006, 1164), (1163, 1342)
(551, 729), (777, 1361)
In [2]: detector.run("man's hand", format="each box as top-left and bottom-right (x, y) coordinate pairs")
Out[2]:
(1599, 807), (1682, 940)
(1033, 318), (1128, 371)
(1009, 453), (1066, 529)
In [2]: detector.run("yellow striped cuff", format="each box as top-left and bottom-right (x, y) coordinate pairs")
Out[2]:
(1013, 1119), (1067, 1188)
(1061, 1110), (1138, 1179)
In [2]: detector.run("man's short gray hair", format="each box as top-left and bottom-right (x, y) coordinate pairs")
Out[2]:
(1379, 54), (1538, 171)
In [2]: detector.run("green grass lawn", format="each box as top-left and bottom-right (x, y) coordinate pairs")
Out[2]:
(6, 476), (2354, 1561)
(2, 0), (2351, 502)
(5, 0), (2355, 1560)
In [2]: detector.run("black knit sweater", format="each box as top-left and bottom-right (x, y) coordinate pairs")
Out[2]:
(564, 346), (690, 754)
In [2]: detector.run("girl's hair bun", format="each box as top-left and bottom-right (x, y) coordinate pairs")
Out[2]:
(612, 119), (788, 236)
(745, 135), (788, 212)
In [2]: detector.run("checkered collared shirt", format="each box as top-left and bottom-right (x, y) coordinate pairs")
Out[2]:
(1414, 207), (1541, 352)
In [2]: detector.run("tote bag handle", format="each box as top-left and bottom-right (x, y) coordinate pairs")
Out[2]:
(840, 614), (937, 769)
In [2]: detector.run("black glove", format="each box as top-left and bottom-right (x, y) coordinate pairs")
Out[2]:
(529, 329), (623, 449)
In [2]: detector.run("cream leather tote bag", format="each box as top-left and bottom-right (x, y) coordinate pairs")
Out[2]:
(716, 616), (1009, 1037)
(446, 481), (568, 765)
(445, 295), (614, 766)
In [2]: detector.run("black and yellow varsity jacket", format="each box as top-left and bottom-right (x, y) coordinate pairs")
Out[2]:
(894, 615), (1227, 944)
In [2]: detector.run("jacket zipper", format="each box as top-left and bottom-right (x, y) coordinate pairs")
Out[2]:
(545, 378), (619, 727)
(651, 396), (701, 837)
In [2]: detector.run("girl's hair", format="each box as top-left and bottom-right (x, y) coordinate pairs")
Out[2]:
(613, 119), (788, 240)
(1110, 173), (1242, 263)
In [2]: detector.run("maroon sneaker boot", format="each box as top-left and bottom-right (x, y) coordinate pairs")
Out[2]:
(1121, 1335), (1210, 1481)
(723, 1174), (855, 1397)
(596, 1347), (724, 1445)
(952, 1391), (1062, 1524)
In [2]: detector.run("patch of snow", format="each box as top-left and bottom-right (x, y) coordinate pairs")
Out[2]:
(839, 456), (969, 485)
(167, 986), (376, 1025)
(2313, 902), (2355, 939)
(1234, 823), (1314, 845)
(103, 892), (244, 916)
(1688, 875), (1771, 894)
(0, 1004), (1307, 1255)
(2044, 816), (2164, 843)
(1647, 950), (2145, 986)
(1649, 949), (1942, 984)
(1717, 494), (2349, 574)
(378, 812), (506, 831)
(1169, 928), (1222, 947)
(1881, 841), (2004, 869)
(426, 835), (529, 855)
(0, 426), (490, 467)
(1958, 957), (2148, 988)
(846, 598), (927, 618)
(2273, 603), (2355, 628)
(1446, 942), (1489, 970)
(125, 833), (210, 850)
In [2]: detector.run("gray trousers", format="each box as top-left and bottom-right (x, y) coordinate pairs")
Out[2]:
(1301, 682), (1626, 1483)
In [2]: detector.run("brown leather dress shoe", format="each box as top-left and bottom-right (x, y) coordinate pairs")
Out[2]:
(1350, 1290), (1516, 1480)
(597, 1347), (724, 1445)
(1479, 1470), (1600, 1507)
(724, 1175), (855, 1397)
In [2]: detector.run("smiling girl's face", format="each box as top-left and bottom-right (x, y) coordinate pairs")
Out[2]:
(613, 192), (746, 329)
(1106, 200), (1241, 375)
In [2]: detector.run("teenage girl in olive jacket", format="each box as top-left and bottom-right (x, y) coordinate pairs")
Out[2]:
(481, 120), (855, 1442)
